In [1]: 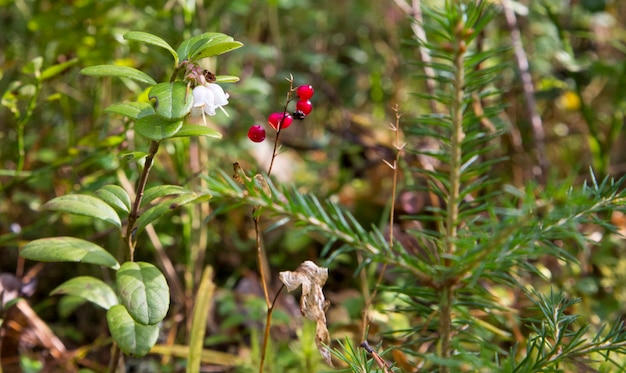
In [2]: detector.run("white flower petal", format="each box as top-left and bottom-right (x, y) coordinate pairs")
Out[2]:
(192, 85), (214, 108)
(206, 84), (229, 106)
(203, 104), (217, 116)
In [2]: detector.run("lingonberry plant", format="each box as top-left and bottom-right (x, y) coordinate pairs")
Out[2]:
(17, 31), (242, 371)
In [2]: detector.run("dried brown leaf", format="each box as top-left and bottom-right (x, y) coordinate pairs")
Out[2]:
(279, 261), (332, 366)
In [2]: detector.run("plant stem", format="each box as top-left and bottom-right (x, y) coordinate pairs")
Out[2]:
(258, 78), (293, 372)
(438, 19), (467, 372)
(266, 88), (292, 175)
(259, 285), (285, 373)
(125, 140), (160, 261)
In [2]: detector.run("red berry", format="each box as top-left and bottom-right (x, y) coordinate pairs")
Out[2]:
(267, 112), (293, 130)
(296, 99), (313, 115)
(296, 85), (314, 100)
(248, 124), (266, 142)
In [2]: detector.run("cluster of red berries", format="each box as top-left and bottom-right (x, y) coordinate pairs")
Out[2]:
(247, 84), (315, 143)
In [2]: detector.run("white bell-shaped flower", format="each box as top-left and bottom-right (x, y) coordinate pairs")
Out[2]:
(191, 83), (229, 120)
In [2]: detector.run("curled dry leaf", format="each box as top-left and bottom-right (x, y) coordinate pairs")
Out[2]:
(279, 260), (332, 366)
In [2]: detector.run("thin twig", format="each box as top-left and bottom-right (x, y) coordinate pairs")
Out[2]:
(259, 285), (285, 372)
(258, 77), (295, 372)
(267, 76), (295, 175)
(361, 106), (404, 340)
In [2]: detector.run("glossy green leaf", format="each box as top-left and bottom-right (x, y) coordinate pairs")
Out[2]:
(192, 41), (243, 60)
(96, 185), (131, 213)
(124, 31), (177, 63)
(149, 82), (192, 120)
(21, 237), (120, 270)
(177, 33), (224, 62)
(117, 262), (170, 325)
(51, 276), (118, 310)
(141, 185), (189, 208)
(215, 75), (240, 83)
(43, 194), (121, 229)
(107, 304), (160, 357)
(173, 124), (222, 139)
(80, 65), (157, 85)
(105, 102), (154, 120)
(41, 58), (79, 81)
(135, 193), (209, 234)
(134, 105), (183, 140)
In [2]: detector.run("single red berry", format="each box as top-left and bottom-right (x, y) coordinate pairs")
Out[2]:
(296, 99), (313, 115)
(248, 124), (266, 142)
(268, 112), (293, 130)
(296, 85), (314, 100)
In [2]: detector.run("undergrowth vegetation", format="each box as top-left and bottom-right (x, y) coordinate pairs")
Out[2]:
(2, 0), (626, 372)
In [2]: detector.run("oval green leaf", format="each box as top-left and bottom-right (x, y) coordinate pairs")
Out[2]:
(177, 33), (225, 62)
(135, 193), (207, 234)
(149, 82), (193, 120)
(124, 31), (177, 63)
(141, 185), (189, 208)
(80, 65), (157, 85)
(192, 41), (244, 60)
(173, 124), (222, 139)
(43, 194), (121, 229)
(107, 304), (160, 357)
(51, 276), (118, 310)
(117, 262), (169, 325)
(105, 102), (154, 120)
(135, 113), (183, 141)
(21, 237), (120, 270)
(96, 185), (131, 213)
(41, 58), (79, 81)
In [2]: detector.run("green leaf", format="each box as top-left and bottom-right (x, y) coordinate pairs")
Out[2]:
(105, 102), (154, 120)
(135, 113), (183, 141)
(172, 124), (222, 139)
(43, 194), (122, 229)
(141, 185), (189, 208)
(41, 58), (79, 81)
(177, 33), (242, 62)
(116, 262), (170, 325)
(124, 31), (178, 64)
(107, 304), (160, 357)
(51, 276), (118, 310)
(192, 41), (243, 60)
(135, 193), (209, 234)
(177, 33), (224, 62)
(80, 65), (157, 85)
(96, 185), (131, 213)
(21, 237), (120, 270)
(58, 295), (88, 318)
(119, 151), (148, 162)
(149, 82), (193, 120)
(215, 75), (240, 83)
